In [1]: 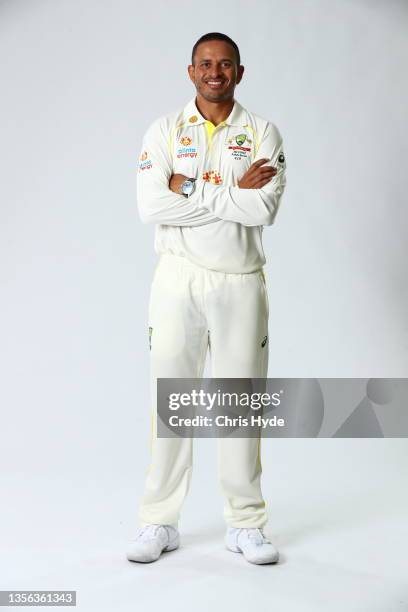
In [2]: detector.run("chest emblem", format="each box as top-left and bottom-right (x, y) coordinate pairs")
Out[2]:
(227, 133), (252, 160)
(177, 135), (198, 158)
(235, 134), (247, 146)
(202, 170), (222, 185)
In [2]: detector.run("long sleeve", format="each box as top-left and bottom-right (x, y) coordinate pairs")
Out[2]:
(188, 122), (287, 227)
(137, 119), (221, 227)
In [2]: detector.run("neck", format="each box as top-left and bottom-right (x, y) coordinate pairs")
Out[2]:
(195, 94), (235, 126)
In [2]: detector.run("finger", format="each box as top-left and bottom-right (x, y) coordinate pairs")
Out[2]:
(248, 164), (277, 177)
(256, 166), (277, 174)
(250, 158), (271, 169)
(244, 171), (275, 185)
(252, 176), (275, 189)
(252, 168), (277, 178)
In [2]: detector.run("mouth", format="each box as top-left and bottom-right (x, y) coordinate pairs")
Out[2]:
(205, 80), (225, 89)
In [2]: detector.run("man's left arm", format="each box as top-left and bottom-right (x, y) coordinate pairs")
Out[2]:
(188, 122), (287, 227)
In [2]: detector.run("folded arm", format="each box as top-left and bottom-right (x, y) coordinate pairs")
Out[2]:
(188, 122), (287, 227)
(137, 119), (221, 227)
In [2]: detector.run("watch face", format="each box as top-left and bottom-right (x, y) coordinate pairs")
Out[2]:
(182, 180), (194, 195)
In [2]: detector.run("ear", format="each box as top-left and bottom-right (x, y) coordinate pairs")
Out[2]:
(236, 65), (245, 85)
(187, 64), (195, 83)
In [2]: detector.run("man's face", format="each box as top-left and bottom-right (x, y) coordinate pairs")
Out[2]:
(188, 40), (244, 102)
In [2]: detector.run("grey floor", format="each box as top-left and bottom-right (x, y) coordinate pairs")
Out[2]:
(1, 439), (407, 612)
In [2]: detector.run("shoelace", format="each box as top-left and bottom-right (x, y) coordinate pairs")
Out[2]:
(240, 528), (268, 545)
(133, 525), (163, 542)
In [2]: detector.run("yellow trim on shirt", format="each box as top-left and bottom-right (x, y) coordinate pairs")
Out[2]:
(204, 120), (226, 152)
(244, 124), (260, 156)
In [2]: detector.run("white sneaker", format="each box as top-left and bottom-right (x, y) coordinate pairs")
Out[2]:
(126, 524), (179, 563)
(225, 527), (279, 564)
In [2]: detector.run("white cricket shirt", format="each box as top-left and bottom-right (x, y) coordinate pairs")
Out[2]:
(137, 96), (286, 273)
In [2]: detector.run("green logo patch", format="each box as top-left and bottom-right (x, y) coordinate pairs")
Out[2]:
(235, 134), (247, 146)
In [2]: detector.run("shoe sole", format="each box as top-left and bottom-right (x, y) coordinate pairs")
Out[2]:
(225, 543), (279, 565)
(127, 540), (179, 563)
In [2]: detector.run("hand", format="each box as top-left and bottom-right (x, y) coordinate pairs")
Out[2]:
(169, 174), (188, 194)
(238, 159), (277, 189)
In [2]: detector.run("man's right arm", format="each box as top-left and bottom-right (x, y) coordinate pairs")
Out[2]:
(137, 118), (221, 227)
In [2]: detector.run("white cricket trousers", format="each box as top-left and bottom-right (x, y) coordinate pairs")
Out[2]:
(139, 253), (269, 528)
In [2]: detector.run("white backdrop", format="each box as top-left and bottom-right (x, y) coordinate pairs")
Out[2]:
(1, 1), (407, 610)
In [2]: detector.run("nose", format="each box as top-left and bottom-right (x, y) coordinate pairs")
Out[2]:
(209, 65), (223, 79)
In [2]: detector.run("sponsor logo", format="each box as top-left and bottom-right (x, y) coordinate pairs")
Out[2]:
(189, 115), (198, 123)
(277, 152), (286, 166)
(229, 148), (250, 160)
(202, 170), (222, 185)
(177, 135), (198, 158)
(138, 150), (152, 171)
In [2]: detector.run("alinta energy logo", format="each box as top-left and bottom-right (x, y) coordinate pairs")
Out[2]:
(177, 135), (198, 158)
(138, 150), (152, 172)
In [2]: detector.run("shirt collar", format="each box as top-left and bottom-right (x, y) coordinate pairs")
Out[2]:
(182, 96), (248, 127)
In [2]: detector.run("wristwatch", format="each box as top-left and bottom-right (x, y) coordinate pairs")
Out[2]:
(180, 177), (196, 197)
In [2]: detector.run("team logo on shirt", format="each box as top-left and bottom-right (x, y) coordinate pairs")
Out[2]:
(235, 134), (247, 146)
(177, 135), (198, 158)
(202, 170), (222, 185)
(138, 150), (153, 171)
(227, 133), (252, 160)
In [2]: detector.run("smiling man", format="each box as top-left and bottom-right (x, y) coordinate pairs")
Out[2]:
(128, 32), (287, 565)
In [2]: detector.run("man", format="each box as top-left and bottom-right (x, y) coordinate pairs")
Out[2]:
(127, 32), (286, 565)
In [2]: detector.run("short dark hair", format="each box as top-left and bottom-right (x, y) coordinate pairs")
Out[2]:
(191, 32), (241, 66)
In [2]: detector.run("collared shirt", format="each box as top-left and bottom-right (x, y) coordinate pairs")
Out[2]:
(137, 96), (287, 273)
